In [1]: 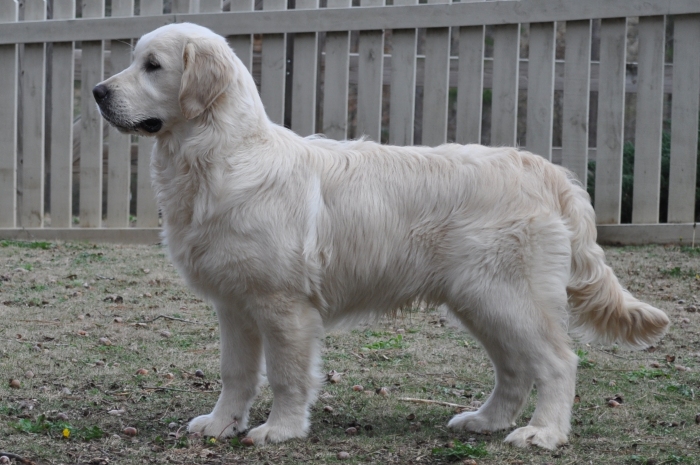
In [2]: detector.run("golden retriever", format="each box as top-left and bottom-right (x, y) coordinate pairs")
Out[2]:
(94, 23), (669, 449)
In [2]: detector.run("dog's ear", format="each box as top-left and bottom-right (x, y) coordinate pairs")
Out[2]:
(179, 38), (234, 119)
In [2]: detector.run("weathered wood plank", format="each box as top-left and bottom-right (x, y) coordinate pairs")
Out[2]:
(226, 0), (252, 72)
(594, 17), (627, 225)
(20, 0), (47, 227)
(322, 0), (351, 140)
(421, 0), (450, 147)
(596, 223), (699, 246)
(261, 0), (286, 125)
(456, 25), (484, 145)
(79, 2), (105, 228)
(561, 20), (591, 187)
(356, 0), (385, 141)
(632, 16), (665, 224)
(136, 0), (163, 228)
(525, 22), (555, 160)
(0, 1), (18, 228)
(105, 0), (133, 228)
(49, 0), (75, 228)
(667, 14), (700, 223)
(3, 0), (700, 43)
(172, 0), (193, 13)
(490, 23), (519, 146)
(387, 0), (417, 146)
(291, 0), (319, 137)
(0, 228), (162, 244)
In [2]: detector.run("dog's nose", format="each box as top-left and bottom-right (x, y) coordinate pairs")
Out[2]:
(92, 84), (109, 103)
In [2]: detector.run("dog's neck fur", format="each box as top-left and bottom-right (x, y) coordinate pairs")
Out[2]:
(150, 57), (280, 231)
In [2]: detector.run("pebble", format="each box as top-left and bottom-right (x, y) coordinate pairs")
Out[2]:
(61, 387), (72, 395)
(0, 456), (10, 464)
(164, 372), (174, 379)
(56, 412), (69, 421)
(135, 368), (149, 376)
(95, 360), (105, 367)
(9, 379), (20, 389)
(25, 370), (34, 379)
(194, 369), (205, 378)
(686, 305), (697, 313)
(352, 384), (364, 392)
(168, 422), (178, 429)
(241, 437), (255, 446)
(123, 426), (138, 436)
(160, 330), (172, 338)
(99, 337), (112, 346)
(376, 387), (389, 396)
(323, 405), (334, 413)
(345, 427), (357, 436)
(337, 452), (350, 460)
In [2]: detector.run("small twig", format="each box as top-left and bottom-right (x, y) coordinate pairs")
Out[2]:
(0, 451), (37, 465)
(15, 340), (69, 346)
(13, 319), (61, 325)
(141, 386), (218, 394)
(142, 315), (200, 324)
(398, 397), (475, 410)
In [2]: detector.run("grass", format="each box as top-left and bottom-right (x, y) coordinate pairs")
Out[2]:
(0, 241), (699, 464)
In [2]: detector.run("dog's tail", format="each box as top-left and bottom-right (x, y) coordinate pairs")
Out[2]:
(556, 170), (669, 348)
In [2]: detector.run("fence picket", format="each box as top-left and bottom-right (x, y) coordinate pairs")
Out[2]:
(421, 0), (451, 147)
(356, 0), (385, 142)
(456, 25), (484, 145)
(387, 0), (417, 146)
(261, 0), (287, 125)
(172, 0), (193, 13)
(667, 14), (700, 223)
(104, 0), (133, 228)
(490, 23), (519, 146)
(291, 0), (319, 136)
(78, 2), (105, 228)
(632, 16), (665, 224)
(0, 1), (17, 228)
(322, 0), (351, 140)
(49, 0), (74, 228)
(20, 0), (46, 227)
(227, 0), (252, 71)
(561, 20), (591, 187)
(136, 0), (162, 228)
(526, 22), (555, 160)
(594, 18), (627, 225)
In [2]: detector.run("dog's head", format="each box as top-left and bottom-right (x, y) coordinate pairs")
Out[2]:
(94, 23), (235, 136)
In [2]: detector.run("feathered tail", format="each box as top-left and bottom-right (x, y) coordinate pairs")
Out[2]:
(557, 170), (670, 348)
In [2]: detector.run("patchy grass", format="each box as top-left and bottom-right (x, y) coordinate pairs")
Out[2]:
(0, 242), (699, 464)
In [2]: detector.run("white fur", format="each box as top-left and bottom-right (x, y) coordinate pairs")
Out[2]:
(95, 23), (669, 449)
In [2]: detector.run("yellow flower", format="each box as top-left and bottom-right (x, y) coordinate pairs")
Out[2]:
(63, 428), (70, 438)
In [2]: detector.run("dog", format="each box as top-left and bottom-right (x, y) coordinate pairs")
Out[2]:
(94, 23), (669, 449)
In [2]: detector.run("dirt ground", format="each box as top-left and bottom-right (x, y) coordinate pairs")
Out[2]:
(0, 240), (698, 464)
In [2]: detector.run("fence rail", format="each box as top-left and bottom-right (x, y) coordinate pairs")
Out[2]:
(0, 0), (699, 245)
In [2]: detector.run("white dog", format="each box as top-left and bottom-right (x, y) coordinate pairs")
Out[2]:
(94, 23), (669, 449)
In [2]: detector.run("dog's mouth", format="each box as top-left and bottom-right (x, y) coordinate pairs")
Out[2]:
(136, 118), (163, 133)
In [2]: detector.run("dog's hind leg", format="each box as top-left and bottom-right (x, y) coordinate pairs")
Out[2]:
(188, 302), (263, 438)
(448, 224), (577, 449)
(448, 284), (577, 450)
(245, 296), (324, 445)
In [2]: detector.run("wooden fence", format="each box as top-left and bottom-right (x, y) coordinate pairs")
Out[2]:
(0, 0), (699, 244)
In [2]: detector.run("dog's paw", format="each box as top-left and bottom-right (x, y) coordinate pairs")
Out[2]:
(188, 413), (242, 438)
(447, 411), (514, 433)
(245, 421), (308, 446)
(504, 425), (567, 450)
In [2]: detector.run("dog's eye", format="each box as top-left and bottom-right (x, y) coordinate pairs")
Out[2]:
(145, 60), (161, 72)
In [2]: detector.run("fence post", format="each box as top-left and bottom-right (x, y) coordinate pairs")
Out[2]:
(0, 0), (18, 228)
(105, 0), (134, 228)
(422, 0), (450, 147)
(632, 16), (665, 224)
(291, 0), (319, 137)
(667, 14), (700, 223)
(226, 1), (253, 72)
(20, 0), (47, 227)
(356, 0), (384, 142)
(136, 0), (163, 228)
(526, 22), (555, 160)
(561, 20), (592, 187)
(261, 0), (287, 125)
(322, 0), (351, 141)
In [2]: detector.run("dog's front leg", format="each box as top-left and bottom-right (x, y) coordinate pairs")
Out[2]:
(188, 303), (263, 438)
(245, 296), (324, 445)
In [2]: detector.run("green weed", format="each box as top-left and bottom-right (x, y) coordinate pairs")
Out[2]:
(362, 334), (405, 351)
(431, 440), (488, 461)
